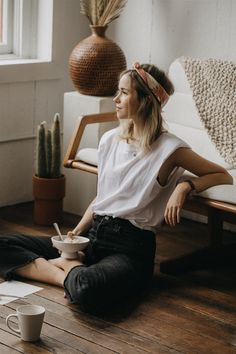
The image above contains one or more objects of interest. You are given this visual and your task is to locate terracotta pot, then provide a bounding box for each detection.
[32,175,66,226]
[69,25,126,96]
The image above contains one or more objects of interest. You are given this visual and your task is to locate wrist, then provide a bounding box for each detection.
[72,228,81,235]
[176,179,196,194]
[73,225,88,236]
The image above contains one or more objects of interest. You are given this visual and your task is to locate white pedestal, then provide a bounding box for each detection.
[63,92,115,216]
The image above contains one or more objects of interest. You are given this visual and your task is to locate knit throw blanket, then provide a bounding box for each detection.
[179,56,236,167]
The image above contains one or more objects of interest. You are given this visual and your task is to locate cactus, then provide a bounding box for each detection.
[36,122,47,178]
[46,129,52,177]
[35,114,62,179]
[51,113,61,178]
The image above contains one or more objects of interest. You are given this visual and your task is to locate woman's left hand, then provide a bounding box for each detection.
[164,182,191,227]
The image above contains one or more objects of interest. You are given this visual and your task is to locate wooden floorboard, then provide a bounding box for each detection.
[0,202,236,354]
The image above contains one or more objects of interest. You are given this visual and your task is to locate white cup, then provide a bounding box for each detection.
[6,305,45,341]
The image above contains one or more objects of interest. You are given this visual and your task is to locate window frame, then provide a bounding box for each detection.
[0,0,63,83]
[13,0,38,59]
[0,0,43,59]
[0,0,13,54]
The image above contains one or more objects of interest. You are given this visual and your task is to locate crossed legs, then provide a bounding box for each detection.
[15,257,83,287]
[0,234,83,287]
[0,232,154,313]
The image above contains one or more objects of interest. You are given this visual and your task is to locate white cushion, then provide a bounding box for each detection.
[163,92,205,130]
[184,169,236,204]
[76,148,98,166]
[229,169,236,184]
[167,122,232,169]
[168,59,193,94]
[198,184,236,204]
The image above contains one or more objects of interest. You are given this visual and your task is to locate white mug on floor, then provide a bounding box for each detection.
[6,305,45,341]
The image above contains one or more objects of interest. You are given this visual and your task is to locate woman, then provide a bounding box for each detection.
[0,62,232,313]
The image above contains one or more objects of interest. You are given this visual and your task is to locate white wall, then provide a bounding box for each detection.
[0,0,89,207]
[112,0,236,70]
[1,0,236,208]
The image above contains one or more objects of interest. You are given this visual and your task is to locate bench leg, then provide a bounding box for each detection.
[208,208,223,249]
[160,208,235,275]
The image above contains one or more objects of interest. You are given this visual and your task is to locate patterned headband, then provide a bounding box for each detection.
[132,62,169,106]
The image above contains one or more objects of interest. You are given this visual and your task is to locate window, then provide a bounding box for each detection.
[0,0,53,60]
[0,0,3,42]
[0,0,13,54]
[0,0,62,83]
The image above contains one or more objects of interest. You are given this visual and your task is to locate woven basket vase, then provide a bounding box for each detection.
[69,25,127,96]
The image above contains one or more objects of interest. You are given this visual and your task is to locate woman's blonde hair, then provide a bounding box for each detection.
[119,64,174,152]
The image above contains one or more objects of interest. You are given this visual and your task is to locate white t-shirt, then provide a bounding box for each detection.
[92,128,189,233]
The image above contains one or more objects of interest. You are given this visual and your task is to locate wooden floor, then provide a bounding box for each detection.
[0,202,235,354]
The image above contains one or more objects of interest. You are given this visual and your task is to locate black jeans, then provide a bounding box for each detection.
[64,215,156,313]
[0,216,156,314]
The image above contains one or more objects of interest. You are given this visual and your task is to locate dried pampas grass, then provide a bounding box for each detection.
[80,0,127,26]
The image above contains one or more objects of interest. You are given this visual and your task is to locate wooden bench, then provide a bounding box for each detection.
[64,112,236,274]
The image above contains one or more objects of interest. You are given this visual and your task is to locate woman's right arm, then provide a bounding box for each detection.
[72,197,96,235]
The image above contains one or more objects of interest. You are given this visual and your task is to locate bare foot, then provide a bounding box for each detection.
[48,257,65,269]
[48,257,83,275]
[49,252,84,267]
